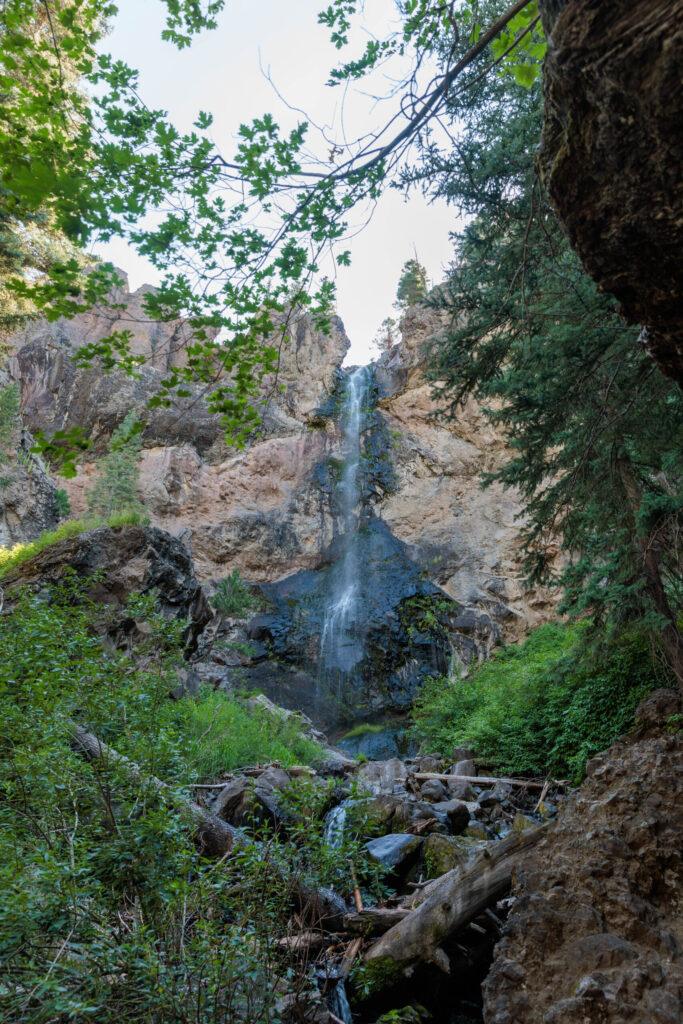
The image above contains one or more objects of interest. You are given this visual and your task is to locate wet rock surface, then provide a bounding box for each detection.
[483,688,683,1024]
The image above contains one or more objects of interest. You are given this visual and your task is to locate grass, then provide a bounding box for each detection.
[0,511,147,577]
[169,690,324,776]
[341,722,386,741]
[412,621,669,781]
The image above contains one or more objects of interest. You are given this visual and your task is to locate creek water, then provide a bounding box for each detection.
[319,365,371,688]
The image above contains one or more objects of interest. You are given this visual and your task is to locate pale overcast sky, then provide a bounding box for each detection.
[94,0,460,363]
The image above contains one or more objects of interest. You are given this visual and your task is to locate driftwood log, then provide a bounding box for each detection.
[412,772,567,790]
[70,724,347,926]
[364,825,547,977]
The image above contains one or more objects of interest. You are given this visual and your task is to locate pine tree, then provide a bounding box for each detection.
[417,26,683,684]
[87,412,145,520]
[395,258,428,309]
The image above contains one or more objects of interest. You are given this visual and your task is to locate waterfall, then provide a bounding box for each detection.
[320,365,370,685]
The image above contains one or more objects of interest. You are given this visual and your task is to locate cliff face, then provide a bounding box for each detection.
[7,280,556,725]
[538,0,683,385]
[484,688,683,1024]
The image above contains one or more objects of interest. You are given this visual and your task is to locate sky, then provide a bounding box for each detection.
[94,0,461,363]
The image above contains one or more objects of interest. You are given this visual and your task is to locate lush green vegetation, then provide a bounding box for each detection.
[170,690,323,775]
[0,579,379,1021]
[0,511,145,577]
[212,568,260,618]
[413,623,672,781]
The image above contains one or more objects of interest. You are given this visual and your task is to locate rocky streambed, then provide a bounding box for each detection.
[190,712,564,1024]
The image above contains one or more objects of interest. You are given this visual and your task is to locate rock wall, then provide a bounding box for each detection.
[6,279,558,724]
[538,0,683,385]
[484,688,683,1024]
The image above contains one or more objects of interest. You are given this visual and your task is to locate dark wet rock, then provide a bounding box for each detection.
[538,0,683,385]
[431,799,470,835]
[1,524,211,650]
[483,689,683,1024]
[246,516,460,728]
[419,778,447,803]
[365,833,423,873]
[212,777,251,822]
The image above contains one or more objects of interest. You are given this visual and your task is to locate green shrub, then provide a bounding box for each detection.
[0,382,19,454]
[212,568,259,617]
[412,622,671,781]
[166,690,323,776]
[0,581,334,1022]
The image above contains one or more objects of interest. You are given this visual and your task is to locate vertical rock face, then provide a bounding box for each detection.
[483,688,683,1024]
[375,307,557,636]
[5,277,558,725]
[538,0,683,384]
[0,372,58,546]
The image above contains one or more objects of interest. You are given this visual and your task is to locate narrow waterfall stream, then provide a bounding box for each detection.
[320,365,371,688]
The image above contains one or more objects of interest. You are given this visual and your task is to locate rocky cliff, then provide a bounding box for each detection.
[6,277,555,728]
[538,0,683,385]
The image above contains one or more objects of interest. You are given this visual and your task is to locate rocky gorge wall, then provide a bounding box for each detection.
[6,276,556,728]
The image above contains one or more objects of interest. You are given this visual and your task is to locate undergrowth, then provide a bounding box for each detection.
[413,622,671,781]
[0,578,374,1022]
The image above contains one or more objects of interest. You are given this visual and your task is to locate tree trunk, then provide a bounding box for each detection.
[617,459,683,689]
[364,826,547,983]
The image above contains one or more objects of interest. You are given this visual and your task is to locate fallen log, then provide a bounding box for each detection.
[413,772,568,790]
[364,826,547,981]
[70,724,347,926]
[343,907,409,935]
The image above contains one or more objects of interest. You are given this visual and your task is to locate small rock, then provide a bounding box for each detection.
[365,833,423,872]
[446,778,477,801]
[464,823,489,840]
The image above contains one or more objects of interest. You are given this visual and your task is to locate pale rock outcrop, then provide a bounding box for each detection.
[376,307,557,635]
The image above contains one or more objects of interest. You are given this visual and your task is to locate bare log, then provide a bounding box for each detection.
[413,772,568,790]
[343,907,409,935]
[70,724,347,926]
[364,826,547,978]
[71,725,238,856]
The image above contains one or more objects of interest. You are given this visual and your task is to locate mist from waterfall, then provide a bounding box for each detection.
[319,365,371,688]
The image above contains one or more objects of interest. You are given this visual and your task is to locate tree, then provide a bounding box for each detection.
[374,316,397,351]
[1,1,547,455]
[395,259,428,309]
[87,412,145,520]
[414,16,683,684]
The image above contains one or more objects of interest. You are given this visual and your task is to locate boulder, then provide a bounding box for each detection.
[431,799,470,835]
[419,778,447,803]
[483,689,683,1024]
[365,834,423,873]
[357,758,408,796]
[421,833,482,879]
[449,758,476,777]
[1,524,211,650]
